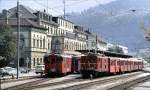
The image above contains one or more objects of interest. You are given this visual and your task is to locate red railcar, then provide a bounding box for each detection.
[80,53,143,78]
[44,54,72,76]
[109,57,116,73]
[127,59,131,72]
[80,54,110,77]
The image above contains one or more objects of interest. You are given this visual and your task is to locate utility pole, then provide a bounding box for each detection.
[0,0,1,13]
[95,34,98,54]
[17,0,20,79]
[47,0,48,13]
[63,0,66,18]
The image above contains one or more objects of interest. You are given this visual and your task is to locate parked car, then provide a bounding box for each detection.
[20,67,30,73]
[4,67,18,75]
[1,67,19,76]
[35,65,45,75]
[0,68,7,76]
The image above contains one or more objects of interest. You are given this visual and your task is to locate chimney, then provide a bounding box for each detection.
[37,11,41,25]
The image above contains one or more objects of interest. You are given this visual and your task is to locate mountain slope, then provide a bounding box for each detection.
[68,0,150,52]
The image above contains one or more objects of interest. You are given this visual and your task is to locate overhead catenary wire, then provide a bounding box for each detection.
[33,0,63,14]
[32,0,91,15]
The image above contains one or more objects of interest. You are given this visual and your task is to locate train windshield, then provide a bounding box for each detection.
[50,55,63,64]
[81,54,97,63]
[44,56,49,63]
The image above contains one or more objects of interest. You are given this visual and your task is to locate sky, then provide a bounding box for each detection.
[0,0,116,15]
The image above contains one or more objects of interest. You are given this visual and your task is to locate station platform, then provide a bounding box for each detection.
[127,79,150,90]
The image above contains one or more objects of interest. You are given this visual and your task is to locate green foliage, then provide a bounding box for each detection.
[0,56,8,68]
[0,24,16,67]
[141,22,150,41]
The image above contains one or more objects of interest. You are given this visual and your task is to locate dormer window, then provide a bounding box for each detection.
[49,16,51,21]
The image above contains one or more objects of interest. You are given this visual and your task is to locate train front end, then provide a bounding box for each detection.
[44,54,62,76]
[80,54,97,78]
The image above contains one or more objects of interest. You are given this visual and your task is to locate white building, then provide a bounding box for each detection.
[117,45,128,54]
[0,5,89,69]
[85,30,107,51]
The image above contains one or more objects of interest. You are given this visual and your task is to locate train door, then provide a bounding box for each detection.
[108,57,111,73]
[72,56,80,73]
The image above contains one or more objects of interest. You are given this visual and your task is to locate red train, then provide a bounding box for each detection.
[44,53,143,78]
[44,54,80,76]
[80,53,143,78]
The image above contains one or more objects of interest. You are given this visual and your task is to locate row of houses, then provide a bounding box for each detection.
[0,5,127,69]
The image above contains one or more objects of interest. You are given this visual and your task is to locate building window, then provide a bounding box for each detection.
[40,39,42,48]
[33,38,36,47]
[66,41,68,50]
[37,39,39,48]
[48,43,50,50]
[49,16,51,21]
[40,58,42,63]
[50,27,52,34]
[37,58,39,65]
[48,27,49,34]
[33,58,36,67]
[43,37,45,48]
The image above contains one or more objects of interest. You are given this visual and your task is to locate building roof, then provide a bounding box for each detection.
[35,11,58,26]
[74,25,88,35]
[53,17,74,24]
[8,5,37,19]
[0,18,47,30]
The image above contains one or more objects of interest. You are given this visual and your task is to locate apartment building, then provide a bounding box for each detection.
[0,5,108,69]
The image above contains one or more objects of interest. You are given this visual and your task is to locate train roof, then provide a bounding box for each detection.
[76,50,132,58]
[44,53,72,58]
[129,58,143,62]
[63,51,82,56]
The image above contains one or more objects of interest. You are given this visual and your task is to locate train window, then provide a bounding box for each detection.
[111,61,115,65]
[33,58,36,67]
[51,58,55,64]
[56,56,62,63]
[99,60,102,68]
[120,61,123,65]
[44,56,50,63]
[111,61,113,65]
[105,65,107,69]
[105,59,106,63]
[117,61,120,65]
[125,62,128,65]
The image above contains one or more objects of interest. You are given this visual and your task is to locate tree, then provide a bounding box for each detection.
[0,56,8,68]
[0,24,16,67]
[140,23,150,64]
[141,22,150,41]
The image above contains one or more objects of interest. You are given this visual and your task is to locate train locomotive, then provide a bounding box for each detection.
[44,54,81,76]
[80,53,143,78]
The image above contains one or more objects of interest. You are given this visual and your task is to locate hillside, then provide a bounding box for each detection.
[68,0,150,52]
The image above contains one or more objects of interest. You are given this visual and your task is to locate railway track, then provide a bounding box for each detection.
[2,72,142,90]
[51,72,142,90]
[28,72,142,90]
[3,78,50,90]
[2,75,81,90]
[1,76,41,84]
[31,78,83,90]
